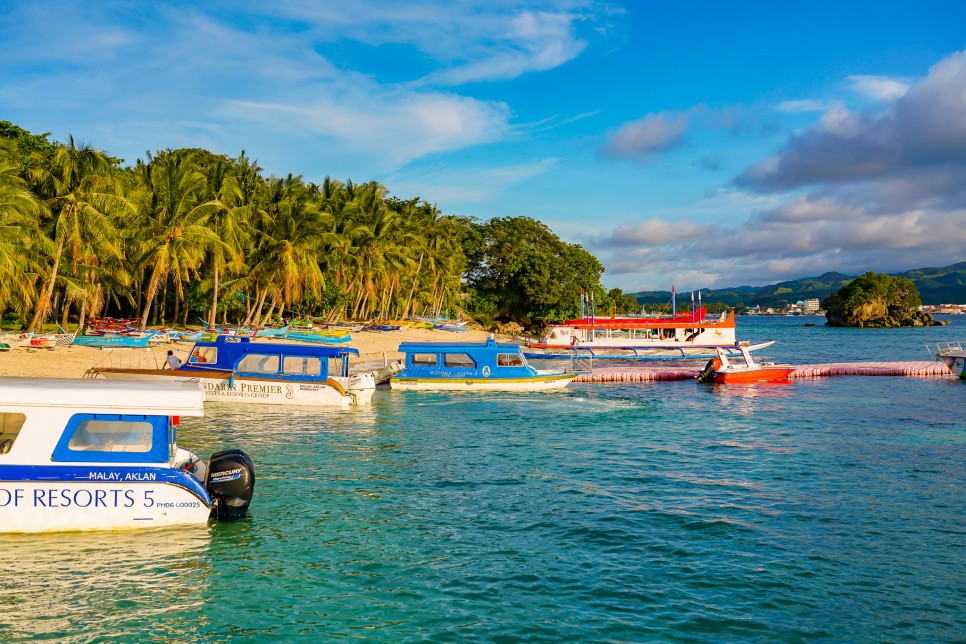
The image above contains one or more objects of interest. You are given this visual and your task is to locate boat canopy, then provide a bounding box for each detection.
[397,338,521,354]
[0,377,204,416]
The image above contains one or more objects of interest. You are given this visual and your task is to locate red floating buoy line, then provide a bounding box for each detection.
[571,361,951,383]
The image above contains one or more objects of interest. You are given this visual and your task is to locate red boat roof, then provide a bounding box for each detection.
[559,310,733,329]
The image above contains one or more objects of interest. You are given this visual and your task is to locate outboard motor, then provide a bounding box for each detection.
[696,359,717,384]
[205,449,255,520]
[347,372,377,404]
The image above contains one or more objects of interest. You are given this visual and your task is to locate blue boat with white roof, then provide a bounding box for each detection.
[0,377,255,533]
[391,338,576,391]
[88,335,376,406]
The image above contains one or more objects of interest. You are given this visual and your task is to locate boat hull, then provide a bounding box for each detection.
[0,466,211,533]
[938,353,966,378]
[712,367,795,384]
[390,374,575,392]
[526,340,776,360]
[89,369,356,406]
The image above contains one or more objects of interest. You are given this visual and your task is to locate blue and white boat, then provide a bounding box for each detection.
[391,338,576,392]
[934,342,966,379]
[0,377,255,533]
[72,330,160,348]
[88,335,376,406]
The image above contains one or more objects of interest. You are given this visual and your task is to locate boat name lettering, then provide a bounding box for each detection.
[211,468,242,479]
[0,487,163,509]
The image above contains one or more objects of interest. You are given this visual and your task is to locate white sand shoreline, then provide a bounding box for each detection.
[0,328,499,379]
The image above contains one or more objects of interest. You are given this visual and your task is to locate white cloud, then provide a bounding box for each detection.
[776,99,839,114]
[600,111,693,163]
[847,74,910,101]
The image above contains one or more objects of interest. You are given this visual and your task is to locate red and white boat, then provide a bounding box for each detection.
[527,308,773,359]
[696,346,796,384]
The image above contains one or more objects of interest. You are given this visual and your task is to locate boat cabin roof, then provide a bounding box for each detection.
[192,334,360,358]
[397,338,522,354]
[0,377,204,416]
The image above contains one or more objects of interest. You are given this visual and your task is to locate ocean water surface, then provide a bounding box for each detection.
[1,316,964,642]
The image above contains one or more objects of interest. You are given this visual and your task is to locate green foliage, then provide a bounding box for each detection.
[0,120,616,327]
[823,272,923,327]
[462,216,604,324]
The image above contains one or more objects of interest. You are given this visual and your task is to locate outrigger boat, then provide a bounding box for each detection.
[932,342,966,379]
[391,338,576,392]
[87,335,376,406]
[527,309,773,360]
[696,346,796,384]
[72,330,160,348]
[0,377,254,532]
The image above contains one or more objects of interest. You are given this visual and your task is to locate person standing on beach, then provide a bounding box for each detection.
[165,350,183,370]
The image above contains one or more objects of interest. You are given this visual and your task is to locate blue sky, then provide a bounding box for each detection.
[2,0,965,291]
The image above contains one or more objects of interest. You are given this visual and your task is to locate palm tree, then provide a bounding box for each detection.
[243,175,328,325]
[0,154,45,317]
[130,150,222,329]
[25,136,129,332]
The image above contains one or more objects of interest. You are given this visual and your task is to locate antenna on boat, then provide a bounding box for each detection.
[671,285,676,317]
[691,291,695,323]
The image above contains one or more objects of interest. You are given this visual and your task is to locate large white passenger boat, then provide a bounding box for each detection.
[528,309,773,359]
[0,377,255,533]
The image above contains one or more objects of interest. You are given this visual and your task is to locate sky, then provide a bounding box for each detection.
[2,0,965,292]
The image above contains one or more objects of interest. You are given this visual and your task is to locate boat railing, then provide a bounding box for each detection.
[930,341,963,357]
[567,351,594,374]
[85,346,164,376]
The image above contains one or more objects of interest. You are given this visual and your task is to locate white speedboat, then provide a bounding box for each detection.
[933,342,966,379]
[0,377,255,533]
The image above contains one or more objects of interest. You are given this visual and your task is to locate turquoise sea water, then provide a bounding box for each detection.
[2,316,964,643]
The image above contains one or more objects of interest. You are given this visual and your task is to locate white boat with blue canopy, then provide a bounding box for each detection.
[391,338,576,391]
[0,377,255,533]
[87,335,375,406]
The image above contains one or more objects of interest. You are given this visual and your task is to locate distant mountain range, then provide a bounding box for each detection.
[627,262,966,308]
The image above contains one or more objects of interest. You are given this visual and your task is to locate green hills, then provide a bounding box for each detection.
[627,262,966,308]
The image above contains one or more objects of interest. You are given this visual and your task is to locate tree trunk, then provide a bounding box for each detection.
[209,262,220,328]
[27,237,65,333]
[402,252,423,319]
[139,261,165,330]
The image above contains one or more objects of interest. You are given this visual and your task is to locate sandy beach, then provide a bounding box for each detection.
[0,328,497,379]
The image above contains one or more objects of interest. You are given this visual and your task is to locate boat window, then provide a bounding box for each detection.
[68,418,153,453]
[496,353,524,367]
[0,413,26,455]
[283,356,321,376]
[444,353,475,368]
[52,414,170,463]
[237,354,280,374]
[411,353,437,367]
[190,347,217,363]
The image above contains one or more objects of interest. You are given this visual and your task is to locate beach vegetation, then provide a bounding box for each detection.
[0,121,631,331]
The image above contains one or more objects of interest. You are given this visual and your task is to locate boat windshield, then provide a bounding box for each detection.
[496,353,524,367]
[444,353,475,368]
[282,356,321,376]
[0,412,26,454]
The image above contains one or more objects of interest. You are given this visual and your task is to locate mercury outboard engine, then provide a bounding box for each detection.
[696,359,717,384]
[205,449,255,520]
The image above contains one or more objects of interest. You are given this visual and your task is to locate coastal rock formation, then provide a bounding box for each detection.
[823,272,948,328]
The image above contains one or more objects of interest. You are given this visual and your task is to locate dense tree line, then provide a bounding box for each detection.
[0,121,630,332]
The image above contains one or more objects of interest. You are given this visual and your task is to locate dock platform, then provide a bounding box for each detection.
[573,361,951,383]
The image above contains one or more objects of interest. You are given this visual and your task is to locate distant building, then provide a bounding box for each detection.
[803,298,821,314]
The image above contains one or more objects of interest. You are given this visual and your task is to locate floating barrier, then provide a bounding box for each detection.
[572,361,951,383]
